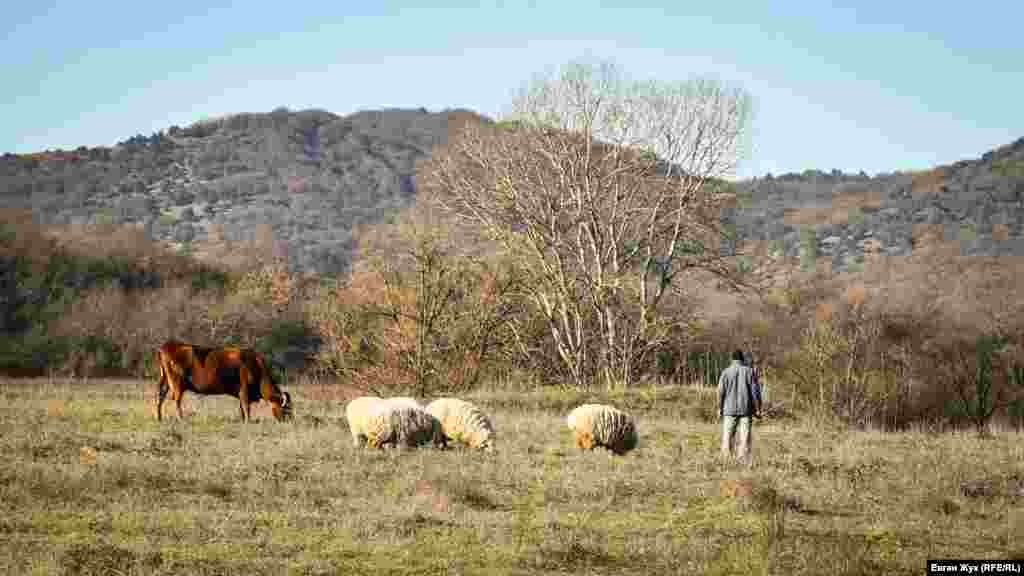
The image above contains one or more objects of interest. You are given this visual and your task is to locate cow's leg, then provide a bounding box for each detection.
[174,391,185,420]
[156,367,168,421]
[173,388,186,420]
[238,371,251,422]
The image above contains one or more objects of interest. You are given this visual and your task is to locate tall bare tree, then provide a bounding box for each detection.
[421,59,753,388]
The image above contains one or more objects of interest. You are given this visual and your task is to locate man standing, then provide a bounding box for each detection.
[719,349,762,464]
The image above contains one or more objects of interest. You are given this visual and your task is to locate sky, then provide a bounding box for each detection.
[3,1,1022,179]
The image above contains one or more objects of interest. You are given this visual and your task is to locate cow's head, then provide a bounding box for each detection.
[272,391,293,421]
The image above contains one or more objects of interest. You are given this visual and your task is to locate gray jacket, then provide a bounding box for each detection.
[718,360,762,417]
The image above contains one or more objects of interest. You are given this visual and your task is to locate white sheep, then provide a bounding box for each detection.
[345,396,384,447]
[566,404,638,455]
[364,402,444,449]
[425,398,495,451]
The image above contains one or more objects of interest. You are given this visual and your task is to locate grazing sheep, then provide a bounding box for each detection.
[364,402,444,449]
[425,398,495,451]
[566,404,638,455]
[345,396,384,447]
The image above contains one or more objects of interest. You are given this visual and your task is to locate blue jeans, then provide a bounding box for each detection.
[721,415,753,463]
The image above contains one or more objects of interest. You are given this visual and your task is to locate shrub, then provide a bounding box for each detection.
[848,206,865,227]
[799,226,817,271]
[959,222,978,243]
[926,332,1024,434]
[0,211,236,376]
[256,318,319,373]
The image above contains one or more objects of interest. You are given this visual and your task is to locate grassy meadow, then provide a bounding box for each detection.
[1,378,1021,575]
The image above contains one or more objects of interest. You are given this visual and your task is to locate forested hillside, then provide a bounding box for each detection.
[1,107,490,276]
[728,136,1024,275]
[4,107,1023,277]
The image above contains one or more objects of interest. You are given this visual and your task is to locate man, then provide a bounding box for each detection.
[718,349,762,464]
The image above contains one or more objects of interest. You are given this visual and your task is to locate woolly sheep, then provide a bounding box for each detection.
[345,396,384,447]
[364,402,444,449]
[566,404,638,455]
[425,398,495,451]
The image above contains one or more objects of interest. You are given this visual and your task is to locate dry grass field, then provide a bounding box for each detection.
[1,378,1021,575]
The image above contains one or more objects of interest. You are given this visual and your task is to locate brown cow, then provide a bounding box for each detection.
[156,340,292,422]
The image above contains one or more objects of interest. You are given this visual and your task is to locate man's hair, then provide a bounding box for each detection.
[733,349,745,362]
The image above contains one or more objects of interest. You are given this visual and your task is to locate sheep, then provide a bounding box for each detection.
[345,396,384,447]
[425,398,495,451]
[566,404,638,455]
[364,402,445,449]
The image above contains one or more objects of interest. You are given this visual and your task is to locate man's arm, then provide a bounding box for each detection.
[718,370,727,417]
[751,367,763,417]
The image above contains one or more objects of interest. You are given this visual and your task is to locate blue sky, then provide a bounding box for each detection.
[3,1,1022,179]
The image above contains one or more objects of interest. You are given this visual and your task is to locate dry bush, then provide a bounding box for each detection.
[309,199,531,395]
[47,219,223,287]
[910,166,947,194]
[308,257,524,396]
[740,239,1024,430]
[304,277,379,385]
[910,222,944,251]
[46,280,224,376]
[54,221,153,262]
[918,328,1024,433]
[733,264,937,428]
[993,222,1011,242]
[46,283,134,375]
[863,237,1024,337]
[0,208,62,263]
[43,252,311,379]
[232,259,304,314]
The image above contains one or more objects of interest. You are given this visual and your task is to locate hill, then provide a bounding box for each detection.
[4,107,1022,277]
[729,136,1024,274]
[1,107,493,276]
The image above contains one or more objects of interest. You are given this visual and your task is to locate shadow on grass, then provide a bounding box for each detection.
[517,521,639,573]
[60,543,161,576]
[60,542,289,576]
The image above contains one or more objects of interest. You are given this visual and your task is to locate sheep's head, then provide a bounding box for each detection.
[431,419,447,449]
[477,436,495,452]
[574,430,595,450]
[272,391,293,421]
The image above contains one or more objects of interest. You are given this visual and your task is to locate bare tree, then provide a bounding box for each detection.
[421,59,753,388]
